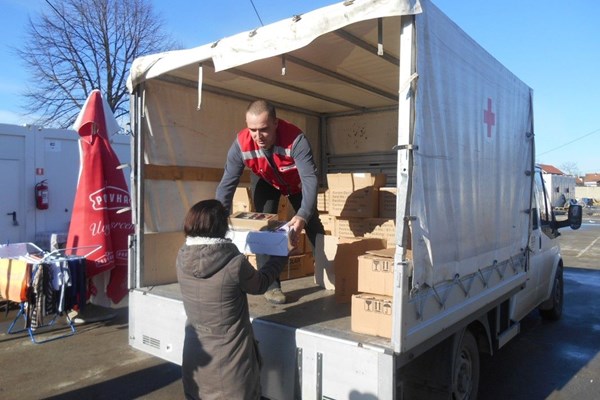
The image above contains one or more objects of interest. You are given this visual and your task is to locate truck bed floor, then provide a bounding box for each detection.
[142,276,392,349]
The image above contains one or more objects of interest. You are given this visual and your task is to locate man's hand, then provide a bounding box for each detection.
[287,216,306,246]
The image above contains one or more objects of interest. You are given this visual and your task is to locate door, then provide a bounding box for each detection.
[531,171,560,298]
[0,159,24,244]
[512,171,557,320]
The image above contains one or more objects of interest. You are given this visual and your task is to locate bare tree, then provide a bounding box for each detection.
[560,162,580,177]
[17,0,177,128]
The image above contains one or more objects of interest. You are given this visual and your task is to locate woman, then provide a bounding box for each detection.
[176,199,287,400]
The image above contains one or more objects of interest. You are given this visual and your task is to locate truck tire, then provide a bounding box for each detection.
[452,330,480,400]
[539,265,563,321]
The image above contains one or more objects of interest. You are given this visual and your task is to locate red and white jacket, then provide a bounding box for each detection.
[237,119,302,196]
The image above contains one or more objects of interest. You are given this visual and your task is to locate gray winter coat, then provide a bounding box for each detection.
[176,237,286,400]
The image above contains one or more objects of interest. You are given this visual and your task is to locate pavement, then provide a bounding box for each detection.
[0,302,183,400]
[0,214,598,400]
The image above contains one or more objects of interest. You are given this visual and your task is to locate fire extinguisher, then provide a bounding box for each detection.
[35,180,49,210]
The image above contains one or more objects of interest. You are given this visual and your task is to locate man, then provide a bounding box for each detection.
[216,99,325,304]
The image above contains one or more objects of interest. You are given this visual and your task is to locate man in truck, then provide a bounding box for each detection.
[216,99,325,304]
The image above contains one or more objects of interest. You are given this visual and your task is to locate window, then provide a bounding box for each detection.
[535,171,558,238]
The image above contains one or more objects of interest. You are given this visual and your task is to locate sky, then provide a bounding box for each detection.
[1,0,599,175]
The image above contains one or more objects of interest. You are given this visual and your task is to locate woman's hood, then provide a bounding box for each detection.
[177,237,241,278]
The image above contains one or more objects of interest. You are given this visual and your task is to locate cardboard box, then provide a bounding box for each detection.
[282,253,314,280]
[351,293,393,338]
[247,253,314,281]
[313,234,387,303]
[327,173,387,218]
[227,229,291,256]
[327,173,386,190]
[378,187,397,218]
[290,231,307,256]
[232,186,254,213]
[335,217,369,238]
[229,211,282,231]
[365,218,396,247]
[317,189,328,213]
[357,248,395,296]
[328,187,379,218]
[277,195,295,221]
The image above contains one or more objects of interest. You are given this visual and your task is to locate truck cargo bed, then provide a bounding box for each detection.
[141,276,392,349]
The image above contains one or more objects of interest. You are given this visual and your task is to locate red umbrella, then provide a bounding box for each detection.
[66,89,132,304]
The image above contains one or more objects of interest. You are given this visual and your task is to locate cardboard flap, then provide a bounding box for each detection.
[366,247,395,258]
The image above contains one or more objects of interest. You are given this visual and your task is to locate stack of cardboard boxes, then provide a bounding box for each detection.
[231,173,404,338]
[317,173,397,247]
[315,172,400,338]
[351,248,395,338]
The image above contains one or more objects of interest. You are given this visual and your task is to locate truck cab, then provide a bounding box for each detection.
[520,167,581,321]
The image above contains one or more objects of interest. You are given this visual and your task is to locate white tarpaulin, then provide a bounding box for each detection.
[409,1,534,287]
[127,0,421,91]
[126,0,533,290]
[211,0,422,72]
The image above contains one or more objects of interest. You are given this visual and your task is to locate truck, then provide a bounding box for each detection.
[125,0,582,398]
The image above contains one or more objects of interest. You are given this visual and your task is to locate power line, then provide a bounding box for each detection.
[249,0,264,26]
[537,127,600,156]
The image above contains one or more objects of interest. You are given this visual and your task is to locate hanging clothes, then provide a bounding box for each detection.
[24,258,86,331]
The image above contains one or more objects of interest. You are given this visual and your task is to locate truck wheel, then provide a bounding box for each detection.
[539,266,563,321]
[452,330,479,400]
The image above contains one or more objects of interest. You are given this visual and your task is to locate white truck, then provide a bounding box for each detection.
[125,0,582,398]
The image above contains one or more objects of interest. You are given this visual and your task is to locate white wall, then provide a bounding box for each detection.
[575,186,600,202]
[0,123,130,248]
[542,174,575,207]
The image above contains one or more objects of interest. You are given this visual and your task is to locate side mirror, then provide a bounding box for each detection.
[568,204,583,229]
[556,204,582,230]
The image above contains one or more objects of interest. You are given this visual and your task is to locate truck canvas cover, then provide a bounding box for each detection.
[127,0,533,358]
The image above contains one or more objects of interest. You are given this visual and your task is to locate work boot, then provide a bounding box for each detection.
[264,288,286,304]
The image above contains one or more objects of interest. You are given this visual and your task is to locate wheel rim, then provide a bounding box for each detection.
[454,348,473,399]
[553,276,562,306]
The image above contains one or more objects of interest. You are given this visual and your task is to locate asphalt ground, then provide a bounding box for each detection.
[477,214,600,400]
[0,213,599,400]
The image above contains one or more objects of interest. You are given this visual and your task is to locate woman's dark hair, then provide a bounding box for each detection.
[183,199,229,238]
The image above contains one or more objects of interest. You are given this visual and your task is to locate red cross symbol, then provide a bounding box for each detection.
[483,98,496,138]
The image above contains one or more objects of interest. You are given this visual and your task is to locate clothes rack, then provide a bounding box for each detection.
[1,243,101,344]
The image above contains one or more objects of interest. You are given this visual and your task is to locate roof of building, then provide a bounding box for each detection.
[538,164,564,175]
[583,173,600,183]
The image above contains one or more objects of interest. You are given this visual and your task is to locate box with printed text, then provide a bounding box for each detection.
[351,293,393,338]
[357,248,395,296]
[313,234,386,303]
[326,173,386,218]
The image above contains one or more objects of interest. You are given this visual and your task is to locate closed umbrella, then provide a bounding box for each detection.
[66,89,132,309]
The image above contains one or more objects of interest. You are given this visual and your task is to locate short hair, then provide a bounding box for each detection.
[183,199,229,238]
[247,99,276,120]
